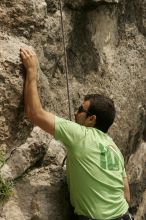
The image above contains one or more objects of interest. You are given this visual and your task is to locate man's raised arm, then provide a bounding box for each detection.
[20,48,55,136]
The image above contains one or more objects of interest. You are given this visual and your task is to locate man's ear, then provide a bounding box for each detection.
[89,115,96,125]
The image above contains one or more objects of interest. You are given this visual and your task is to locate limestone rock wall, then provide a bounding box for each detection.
[0,0,146,219]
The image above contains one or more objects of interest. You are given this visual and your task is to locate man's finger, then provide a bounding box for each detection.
[20,51,26,59]
[20,48,31,57]
[24,49,33,56]
[20,50,28,58]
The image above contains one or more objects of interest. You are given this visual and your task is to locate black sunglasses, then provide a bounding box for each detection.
[77,105,91,115]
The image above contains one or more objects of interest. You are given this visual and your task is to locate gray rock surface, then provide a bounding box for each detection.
[0,33,33,149]
[127,142,146,220]
[0,0,146,219]
[65,0,120,9]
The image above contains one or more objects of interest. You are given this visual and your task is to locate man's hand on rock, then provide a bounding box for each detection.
[20,48,39,80]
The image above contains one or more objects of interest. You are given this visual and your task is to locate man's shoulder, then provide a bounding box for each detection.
[55,115,84,129]
[55,116,87,142]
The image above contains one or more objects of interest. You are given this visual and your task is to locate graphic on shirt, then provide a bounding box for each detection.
[99,143,119,171]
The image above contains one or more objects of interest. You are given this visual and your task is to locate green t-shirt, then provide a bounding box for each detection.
[55,116,129,219]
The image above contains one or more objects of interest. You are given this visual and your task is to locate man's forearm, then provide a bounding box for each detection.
[123,177,130,204]
[20,48,55,135]
[25,69,42,117]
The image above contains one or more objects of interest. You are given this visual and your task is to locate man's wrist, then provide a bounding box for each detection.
[26,68,37,81]
[27,67,38,73]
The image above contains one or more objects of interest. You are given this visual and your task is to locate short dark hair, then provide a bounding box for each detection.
[84,94,116,133]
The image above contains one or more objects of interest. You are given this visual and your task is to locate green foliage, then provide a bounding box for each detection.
[0,151,13,200]
[0,176,13,200]
[0,150,5,167]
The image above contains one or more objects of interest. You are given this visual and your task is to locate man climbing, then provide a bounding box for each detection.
[20,48,133,220]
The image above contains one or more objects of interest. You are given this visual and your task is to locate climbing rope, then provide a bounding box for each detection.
[1,1,71,182]
[59,0,72,167]
[59,0,72,121]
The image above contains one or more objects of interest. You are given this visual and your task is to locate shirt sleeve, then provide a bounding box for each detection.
[118,150,127,177]
[54,116,87,150]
